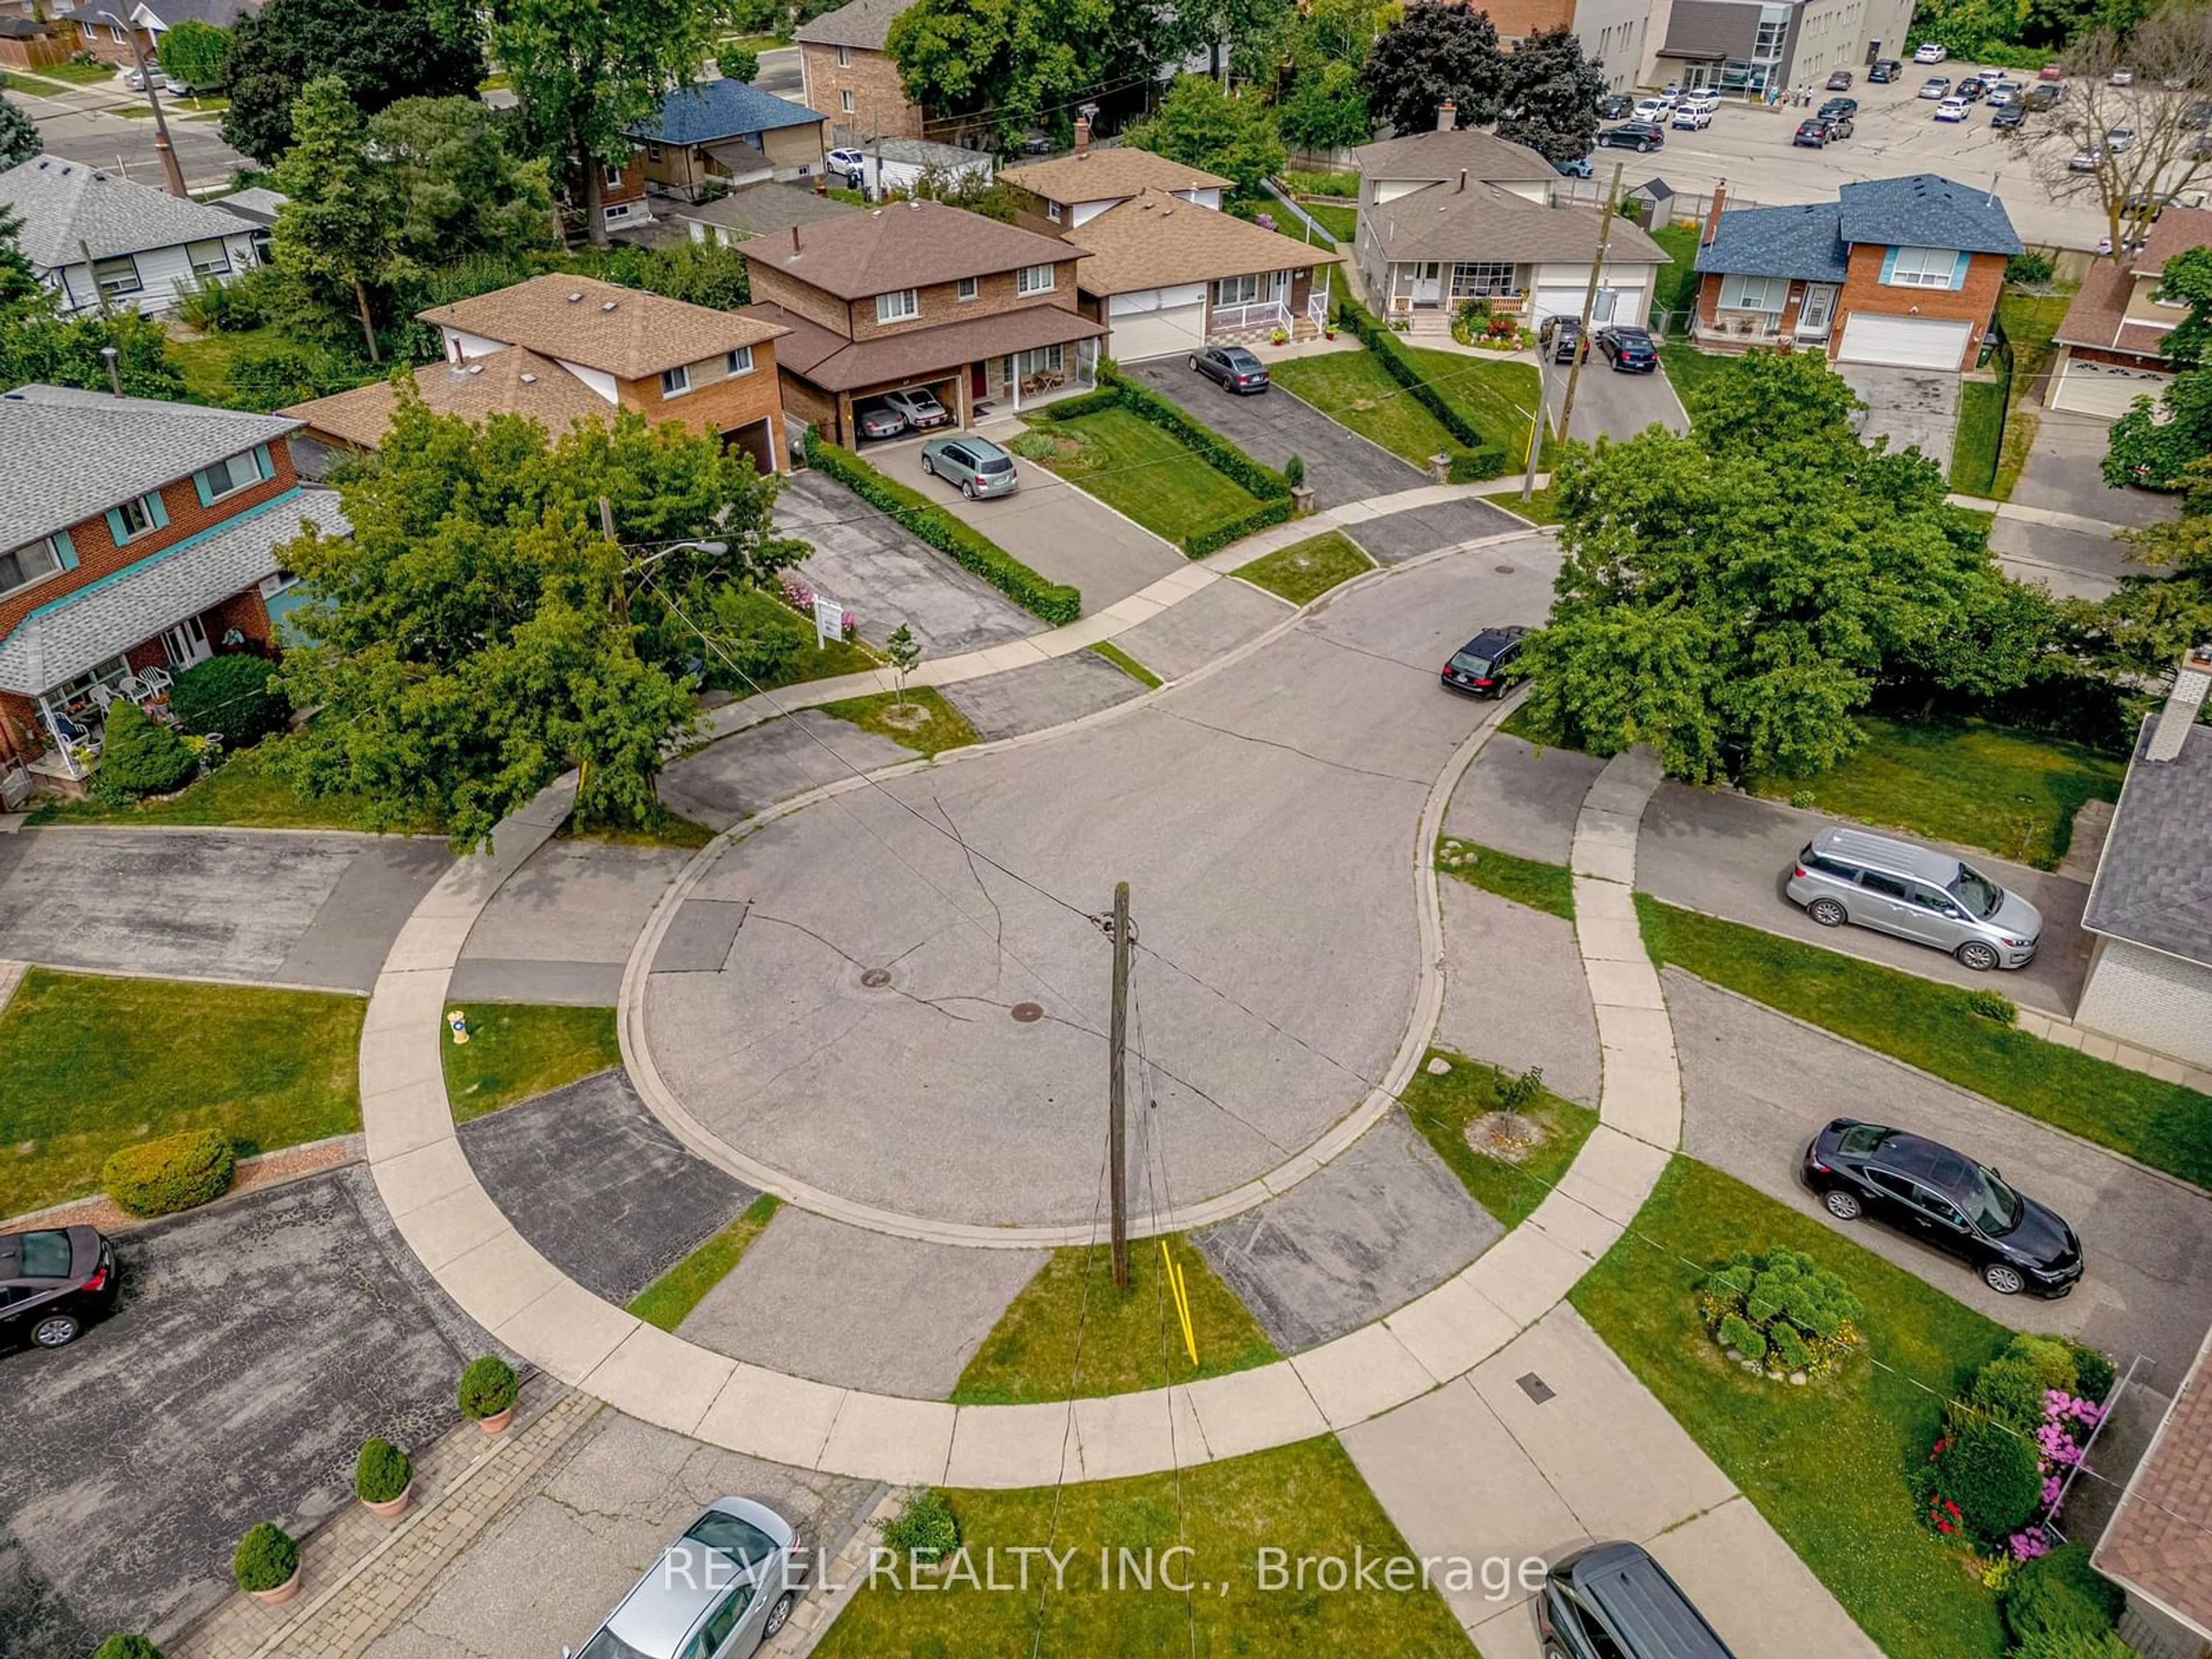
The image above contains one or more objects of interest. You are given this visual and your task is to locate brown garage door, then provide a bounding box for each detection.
[725,418,775,475]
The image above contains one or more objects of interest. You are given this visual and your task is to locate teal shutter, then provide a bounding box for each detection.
[252,444,274,479]
[1950,252,1970,291]
[146,491,169,529]
[192,469,214,507]
[104,506,128,543]
[1878,247,1899,284]
[53,529,77,571]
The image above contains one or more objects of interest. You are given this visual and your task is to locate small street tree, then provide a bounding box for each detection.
[885,623,922,714]
[1361,1,1506,137]
[1495,26,1604,164]
[0,92,42,170]
[157,19,232,89]
[1277,60,1372,153]
[270,77,408,362]
[1126,74,1286,196]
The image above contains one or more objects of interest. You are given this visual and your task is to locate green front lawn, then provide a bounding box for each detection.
[1089,641,1162,689]
[1234,531,1372,604]
[818,686,979,756]
[1019,407,1268,547]
[1298,199,1357,241]
[37,58,120,84]
[952,1238,1279,1405]
[1437,836,1574,921]
[1638,897,2212,1187]
[1950,377,2005,497]
[1268,349,1458,468]
[1399,1046,1597,1228]
[1573,1158,2012,1659]
[27,740,408,832]
[1499,482,1563,524]
[1747,714,2125,870]
[441,1003,622,1124]
[1649,222,1702,317]
[813,1437,1473,1658]
[0,970,364,1217]
[628,1195,781,1330]
[1403,348,1541,470]
[1656,339,1733,415]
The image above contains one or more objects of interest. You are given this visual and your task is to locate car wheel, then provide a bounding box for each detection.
[1639,139,1653,152]
[32,1312,81,1348]
[1824,1189,1863,1221]
[1956,940,2001,972]
[1983,1262,2027,1296]
[764,1590,796,1638]
[921,454,935,475]
[1808,897,1849,927]
[961,479,976,498]
[1188,355,1200,371]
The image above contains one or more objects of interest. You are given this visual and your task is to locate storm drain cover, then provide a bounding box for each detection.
[1011,1001,1044,1023]
[1516,1372,1555,1405]
[860,968,892,988]
[1495,564,1517,575]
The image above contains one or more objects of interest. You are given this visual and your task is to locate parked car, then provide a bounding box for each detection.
[852,401,908,441]
[880,386,950,430]
[1597,93,1635,119]
[1819,97,1858,119]
[1439,626,1527,698]
[2027,81,2063,109]
[569,1499,800,1659]
[1597,324,1657,370]
[1597,121,1666,152]
[1784,824,2043,971]
[1633,96,1673,123]
[1538,1541,1737,1659]
[2107,124,2138,151]
[1794,118,1836,147]
[1816,112,1855,138]
[1935,96,1971,122]
[1868,59,1903,82]
[2039,60,2066,79]
[1914,40,1949,62]
[1992,103,2028,130]
[1956,75,1986,101]
[1920,76,1952,98]
[1986,84,2018,106]
[825,146,865,182]
[1188,343,1268,392]
[1,1226,118,1350]
[1678,91,1719,115]
[1671,103,1712,130]
[920,433,1018,498]
[1539,315,1588,363]
[1803,1119,2085,1297]
[2109,65,2135,85]
[1826,67,1854,89]
[1555,153,1595,178]
[2069,144,2107,171]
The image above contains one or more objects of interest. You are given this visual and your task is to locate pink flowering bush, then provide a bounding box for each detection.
[1916,1336,2114,1560]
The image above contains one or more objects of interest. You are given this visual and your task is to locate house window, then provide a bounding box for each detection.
[1718,272,1787,310]
[0,535,64,599]
[647,142,663,162]
[604,203,635,224]
[1047,201,1062,224]
[840,89,854,113]
[604,162,626,190]
[92,254,142,297]
[107,22,126,41]
[51,655,131,710]
[1450,261,1516,297]
[1014,344,1063,374]
[195,452,261,502]
[836,44,851,66]
[187,239,230,278]
[956,276,978,302]
[1016,263,1055,296]
[661,364,691,396]
[876,288,919,323]
[115,493,167,541]
[1214,272,1261,305]
[726,346,753,376]
[1886,246,1963,288]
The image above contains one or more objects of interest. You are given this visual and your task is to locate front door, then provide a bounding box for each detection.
[1411,262,1442,307]
[162,616,211,670]
[970,361,986,398]
[1797,283,1837,338]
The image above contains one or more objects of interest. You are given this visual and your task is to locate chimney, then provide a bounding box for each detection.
[2146,643,2212,763]
[1075,116,1091,158]
[1437,100,1457,132]
[791,224,801,254]
[1702,180,1728,248]
[1456,168,1467,194]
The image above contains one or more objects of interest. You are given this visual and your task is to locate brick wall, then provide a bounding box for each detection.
[1830,245,2006,368]
[749,264,855,336]
[1489,0,1575,37]
[209,587,275,649]
[778,372,838,436]
[800,43,925,139]
[843,258,1082,342]
[612,343,788,469]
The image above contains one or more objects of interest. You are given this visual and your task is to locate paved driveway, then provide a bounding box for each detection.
[876,430,1185,613]
[1991,406,2179,600]
[1672,971,2212,1374]
[1635,783,2094,1016]
[1120,356,1426,508]
[1547,353,1690,442]
[1840,364,1960,465]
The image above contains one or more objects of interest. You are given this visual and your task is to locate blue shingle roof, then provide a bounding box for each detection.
[627,79,825,146]
[1694,201,1849,282]
[1838,174,2022,257]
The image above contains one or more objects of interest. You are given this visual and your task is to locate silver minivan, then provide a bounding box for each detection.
[567,1499,798,1659]
[1784,825,2042,971]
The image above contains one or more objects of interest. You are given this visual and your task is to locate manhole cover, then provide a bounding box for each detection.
[860,968,892,988]
[1516,1372,1555,1405]
[1495,564,1517,574]
[1010,1002,1044,1024]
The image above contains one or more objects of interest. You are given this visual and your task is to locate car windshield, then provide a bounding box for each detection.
[1836,1124,1895,1157]
[1449,650,1496,676]
[685,1512,777,1570]
[1950,865,2003,919]
[1970,1164,2026,1234]
[15,1230,73,1278]
[577,1631,653,1659]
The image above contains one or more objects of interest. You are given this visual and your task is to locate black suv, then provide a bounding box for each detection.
[1597,93,1635,119]
[2,1226,119,1350]
[1539,1541,1736,1659]
[1869,58,1903,82]
[1597,325,1658,371]
[1597,120,1665,152]
[1440,626,1527,697]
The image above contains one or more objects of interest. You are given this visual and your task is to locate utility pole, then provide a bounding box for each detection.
[1108,880,1131,1289]
[1555,161,1624,451]
[600,496,629,627]
[100,9,186,199]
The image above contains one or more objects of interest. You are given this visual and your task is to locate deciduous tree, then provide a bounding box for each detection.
[1361,2,1505,138]
[1125,74,1285,195]
[271,77,409,362]
[1276,60,1372,153]
[367,97,556,266]
[157,19,231,90]
[886,0,1127,147]
[1496,26,1604,165]
[221,0,483,164]
[2101,368,2212,490]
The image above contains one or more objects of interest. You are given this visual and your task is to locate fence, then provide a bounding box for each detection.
[1546,177,1755,226]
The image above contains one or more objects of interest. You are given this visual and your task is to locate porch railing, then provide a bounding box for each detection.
[1694,309,1787,345]
[1212,297,1290,333]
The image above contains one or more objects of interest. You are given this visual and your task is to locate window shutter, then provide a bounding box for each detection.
[253,444,274,479]
[192,469,214,507]
[53,529,77,571]
[1878,247,1899,283]
[1950,252,1970,291]
[104,506,129,542]
[146,491,169,529]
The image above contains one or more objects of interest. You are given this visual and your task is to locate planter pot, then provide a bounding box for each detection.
[362,1480,414,1522]
[1291,486,1316,515]
[474,1407,514,1435]
[249,1566,302,1607]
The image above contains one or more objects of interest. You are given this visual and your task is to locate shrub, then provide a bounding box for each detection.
[459,1354,518,1419]
[232,1522,298,1593]
[2007,252,2056,287]
[802,433,1081,624]
[355,1437,412,1503]
[93,1638,164,1659]
[2006,1542,2127,1645]
[1964,988,2018,1024]
[1283,452,1306,490]
[175,274,266,334]
[878,1488,960,1563]
[2070,1342,2117,1406]
[700,585,815,692]
[1969,1335,2080,1429]
[169,653,289,747]
[1718,1312,1765,1364]
[96,699,197,801]
[2013,1631,2140,1659]
[1698,1245,1862,1378]
[1931,1414,2043,1549]
[101,1129,236,1218]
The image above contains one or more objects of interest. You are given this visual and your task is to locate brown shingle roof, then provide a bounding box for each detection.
[999,147,1233,206]
[1366,181,1669,267]
[1063,191,1338,296]
[2133,205,2212,277]
[740,300,1103,391]
[416,274,786,381]
[1351,126,1556,186]
[2054,259,2175,359]
[744,199,1086,298]
[793,0,907,50]
[2096,1321,2212,1641]
[281,352,615,449]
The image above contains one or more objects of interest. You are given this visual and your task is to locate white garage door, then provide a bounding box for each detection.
[1835,313,1973,370]
[2051,357,2171,419]
[1109,290,1207,361]
[1533,286,1586,324]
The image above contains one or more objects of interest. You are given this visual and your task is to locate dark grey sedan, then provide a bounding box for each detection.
[1190,345,1269,393]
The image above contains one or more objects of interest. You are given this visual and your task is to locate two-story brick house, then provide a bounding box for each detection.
[0,384,344,787]
[2049,207,2212,419]
[1691,175,2021,372]
[739,199,1106,446]
[285,275,792,478]
[796,0,924,141]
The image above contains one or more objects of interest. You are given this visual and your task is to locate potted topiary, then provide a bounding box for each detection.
[459,1355,518,1433]
[355,1437,414,1521]
[233,1521,301,1606]
[93,1637,164,1659]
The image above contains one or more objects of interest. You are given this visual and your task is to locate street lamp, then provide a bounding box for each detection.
[97,9,187,199]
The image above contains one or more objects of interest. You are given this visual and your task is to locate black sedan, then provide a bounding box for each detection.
[1440,626,1527,697]
[1596,120,1665,153]
[2,1225,119,1350]
[1190,344,1268,393]
[1596,325,1657,371]
[1539,315,1588,363]
[1827,68,1854,89]
[1819,96,1858,119]
[1802,1120,2084,1297]
[1794,118,1834,147]
[1992,103,2028,130]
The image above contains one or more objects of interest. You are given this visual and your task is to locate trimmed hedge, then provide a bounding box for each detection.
[1338,298,1513,480]
[168,652,289,748]
[101,1128,236,1218]
[1185,499,1296,558]
[1085,371,1293,503]
[1448,445,1512,483]
[96,699,197,801]
[2005,1543,2127,1647]
[803,431,1081,626]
